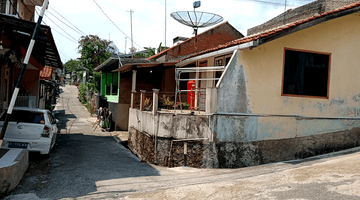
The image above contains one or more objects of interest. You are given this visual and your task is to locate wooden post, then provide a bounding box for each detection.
[152,89,159,114]
[140,90,146,111]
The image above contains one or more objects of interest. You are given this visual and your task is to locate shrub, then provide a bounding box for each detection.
[79,83,87,104]
[85,102,94,114]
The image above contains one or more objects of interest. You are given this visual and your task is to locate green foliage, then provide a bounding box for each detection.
[79,83,87,104]
[85,102,94,114]
[77,35,113,92]
[135,42,166,58]
[64,59,80,73]
[45,105,53,111]
[86,71,101,93]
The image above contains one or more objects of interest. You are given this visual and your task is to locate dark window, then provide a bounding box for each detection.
[283,49,330,98]
[0,110,45,124]
[106,85,111,95]
[112,84,118,95]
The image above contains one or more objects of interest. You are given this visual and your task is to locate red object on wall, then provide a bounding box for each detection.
[187,80,196,109]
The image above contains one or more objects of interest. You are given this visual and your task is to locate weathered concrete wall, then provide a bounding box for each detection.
[129,108,213,139]
[116,103,130,131]
[217,51,252,114]
[215,127,360,168]
[0,150,29,194]
[211,13,360,168]
[129,109,360,168]
[128,127,219,168]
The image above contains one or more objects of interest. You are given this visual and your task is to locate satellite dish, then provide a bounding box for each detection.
[170,1,223,35]
[171,11,223,34]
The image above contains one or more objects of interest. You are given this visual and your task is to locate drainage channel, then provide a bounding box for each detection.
[116,139,141,160]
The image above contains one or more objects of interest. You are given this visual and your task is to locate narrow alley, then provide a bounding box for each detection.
[4,84,360,200]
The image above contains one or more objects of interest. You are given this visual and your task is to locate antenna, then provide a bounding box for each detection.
[165,0,167,47]
[127,9,134,58]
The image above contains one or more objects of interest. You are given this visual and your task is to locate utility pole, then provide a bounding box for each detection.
[165,0,167,47]
[0,0,50,139]
[125,37,127,54]
[127,9,134,58]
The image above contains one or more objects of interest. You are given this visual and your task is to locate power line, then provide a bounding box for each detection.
[51,28,78,44]
[238,0,299,6]
[49,5,87,36]
[92,0,143,50]
[58,49,71,60]
[19,1,76,44]
[46,9,84,36]
[36,7,79,43]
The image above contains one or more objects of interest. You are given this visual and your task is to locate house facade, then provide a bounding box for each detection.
[0,0,62,113]
[96,22,244,131]
[127,0,360,168]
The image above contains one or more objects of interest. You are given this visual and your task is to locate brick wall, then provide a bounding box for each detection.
[153,22,244,62]
[247,0,359,36]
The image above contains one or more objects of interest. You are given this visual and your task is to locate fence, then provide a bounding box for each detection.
[131,90,196,112]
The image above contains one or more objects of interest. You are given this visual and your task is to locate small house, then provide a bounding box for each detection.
[127,0,360,168]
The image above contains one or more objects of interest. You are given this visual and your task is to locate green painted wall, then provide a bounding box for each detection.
[100,72,120,103]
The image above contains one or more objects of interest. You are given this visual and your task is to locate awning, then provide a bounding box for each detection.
[0,14,63,69]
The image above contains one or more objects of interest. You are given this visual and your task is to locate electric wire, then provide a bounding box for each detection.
[36,7,79,43]
[31,7,79,45]
[49,5,87,36]
[92,0,143,50]
[18,1,76,60]
[46,10,84,36]
[58,50,71,62]
[8,0,22,20]
[238,0,354,6]
[51,28,78,44]
[238,0,300,6]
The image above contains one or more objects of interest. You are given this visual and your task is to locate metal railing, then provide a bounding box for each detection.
[175,66,225,111]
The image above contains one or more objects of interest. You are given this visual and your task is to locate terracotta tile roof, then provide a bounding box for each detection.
[40,66,53,80]
[180,1,360,62]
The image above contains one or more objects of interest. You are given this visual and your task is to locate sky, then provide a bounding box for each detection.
[39,0,314,63]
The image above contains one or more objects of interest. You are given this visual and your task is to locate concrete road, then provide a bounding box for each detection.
[5,84,360,200]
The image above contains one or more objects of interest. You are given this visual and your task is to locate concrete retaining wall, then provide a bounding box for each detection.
[129,108,360,168]
[0,149,29,194]
[128,127,218,168]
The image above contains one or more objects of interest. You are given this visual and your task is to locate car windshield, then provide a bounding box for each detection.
[0,110,45,124]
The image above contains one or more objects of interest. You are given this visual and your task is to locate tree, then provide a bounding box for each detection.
[64,59,79,73]
[77,35,115,92]
[135,42,166,58]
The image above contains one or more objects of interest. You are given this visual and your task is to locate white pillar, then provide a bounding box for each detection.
[152,89,159,114]
[206,87,218,114]
[132,70,137,92]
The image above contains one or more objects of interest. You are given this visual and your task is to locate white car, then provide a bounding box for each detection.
[0,107,59,154]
